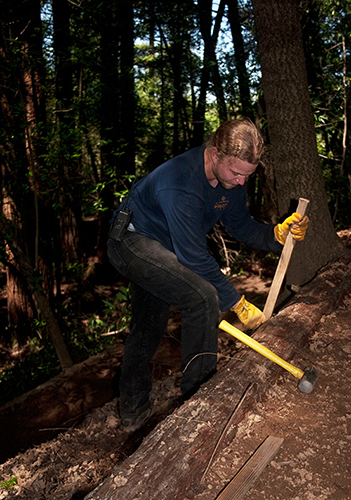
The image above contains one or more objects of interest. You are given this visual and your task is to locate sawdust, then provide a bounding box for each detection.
[0,274,351,499]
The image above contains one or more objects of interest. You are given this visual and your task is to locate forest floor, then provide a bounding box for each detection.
[0,245,351,499]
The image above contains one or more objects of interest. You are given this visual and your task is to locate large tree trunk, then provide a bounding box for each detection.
[251,0,347,287]
[6,265,34,343]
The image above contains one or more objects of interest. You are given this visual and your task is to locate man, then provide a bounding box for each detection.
[107,119,308,431]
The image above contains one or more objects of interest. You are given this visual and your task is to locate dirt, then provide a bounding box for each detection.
[0,270,351,500]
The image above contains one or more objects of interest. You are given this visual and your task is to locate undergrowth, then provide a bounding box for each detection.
[0,284,131,407]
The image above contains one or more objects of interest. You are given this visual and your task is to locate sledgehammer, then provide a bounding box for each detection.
[219,320,318,393]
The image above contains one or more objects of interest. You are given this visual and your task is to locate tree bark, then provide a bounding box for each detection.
[6,264,34,342]
[53,0,82,265]
[85,257,351,500]
[0,217,73,370]
[0,0,55,336]
[251,0,347,287]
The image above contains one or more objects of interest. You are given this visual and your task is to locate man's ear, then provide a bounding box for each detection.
[211,147,218,164]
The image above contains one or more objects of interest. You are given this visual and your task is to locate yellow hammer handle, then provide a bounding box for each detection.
[219,320,304,379]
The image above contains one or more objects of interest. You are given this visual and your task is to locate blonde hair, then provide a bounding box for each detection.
[206,119,264,164]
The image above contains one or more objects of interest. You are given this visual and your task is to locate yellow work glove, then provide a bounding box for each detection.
[231,295,266,330]
[274,213,309,245]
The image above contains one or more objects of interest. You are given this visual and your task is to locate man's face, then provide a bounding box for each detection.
[212,152,257,190]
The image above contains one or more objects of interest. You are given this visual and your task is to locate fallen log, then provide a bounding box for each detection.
[84,257,351,500]
[0,344,123,463]
[0,331,181,463]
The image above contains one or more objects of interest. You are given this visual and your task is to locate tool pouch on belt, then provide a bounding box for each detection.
[109,209,132,242]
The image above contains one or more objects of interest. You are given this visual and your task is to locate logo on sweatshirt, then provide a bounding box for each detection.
[214,196,229,210]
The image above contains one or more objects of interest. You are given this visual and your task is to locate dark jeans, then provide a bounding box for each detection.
[107,231,219,419]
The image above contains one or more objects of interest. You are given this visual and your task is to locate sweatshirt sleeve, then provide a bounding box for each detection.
[221,188,283,253]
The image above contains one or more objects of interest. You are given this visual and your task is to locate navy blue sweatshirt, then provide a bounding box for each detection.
[112,145,282,311]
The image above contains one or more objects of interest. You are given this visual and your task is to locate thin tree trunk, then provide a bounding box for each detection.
[227,0,253,119]
[192,0,226,146]
[198,0,227,123]
[52,0,81,265]
[117,0,135,174]
[332,36,347,223]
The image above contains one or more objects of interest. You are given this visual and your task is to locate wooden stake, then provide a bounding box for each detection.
[215,435,284,500]
[263,198,310,319]
[201,384,254,483]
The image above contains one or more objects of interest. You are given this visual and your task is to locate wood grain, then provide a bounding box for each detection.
[216,436,284,500]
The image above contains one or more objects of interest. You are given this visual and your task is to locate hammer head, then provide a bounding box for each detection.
[298,366,318,394]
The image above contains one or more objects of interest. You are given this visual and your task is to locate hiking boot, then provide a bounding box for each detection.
[120,398,181,433]
[120,406,156,433]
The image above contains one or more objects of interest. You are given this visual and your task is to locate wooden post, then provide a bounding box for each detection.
[263,198,309,319]
[215,436,284,500]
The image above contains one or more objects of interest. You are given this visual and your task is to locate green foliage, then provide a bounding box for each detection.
[85,172,136,217]
[0,476,17,491]
[301,0,351,227]
[112,285,132,332]
[60,283,132,362]
[0,335,61,406]
[112,175,137,204]
[0,283,132,406]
